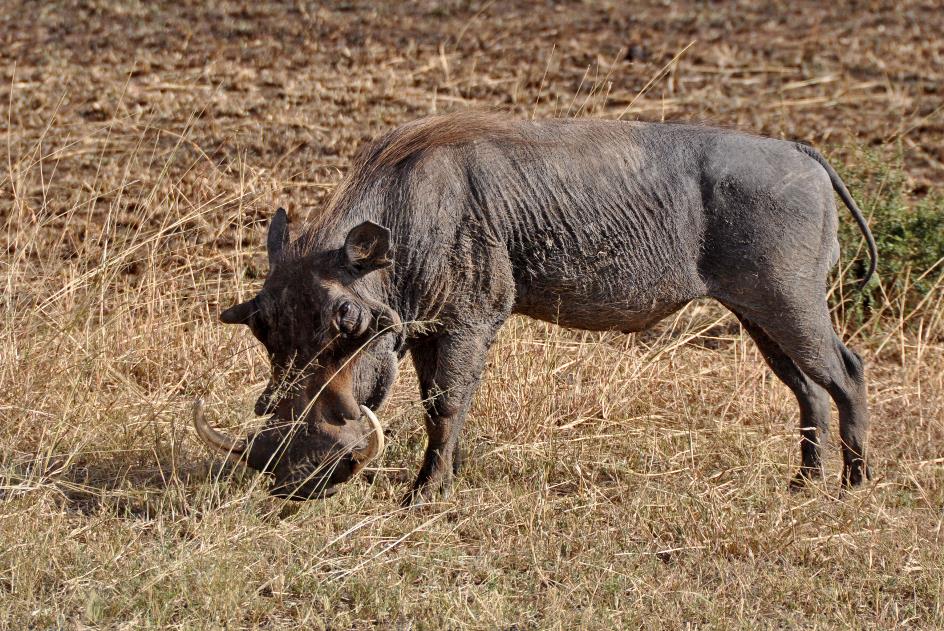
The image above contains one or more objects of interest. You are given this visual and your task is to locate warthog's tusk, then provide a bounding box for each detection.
[192,398,246,462]
[350,405,384,475]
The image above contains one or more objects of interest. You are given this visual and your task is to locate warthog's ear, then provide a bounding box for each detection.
[343,221,392,274]
[220,300,255,325]
[267,207,289,267]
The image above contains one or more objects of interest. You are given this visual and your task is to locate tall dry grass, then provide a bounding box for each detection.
[2,95,943,629]
[2,2,944,628]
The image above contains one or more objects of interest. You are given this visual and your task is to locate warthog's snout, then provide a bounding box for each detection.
[193,399,384,498]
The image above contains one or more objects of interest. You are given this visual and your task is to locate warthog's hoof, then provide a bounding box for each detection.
[789,466,824,492]
[841,460,873,490]
[401,481,453,508]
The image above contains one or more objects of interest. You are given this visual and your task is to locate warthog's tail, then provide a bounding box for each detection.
[795,143,878,289]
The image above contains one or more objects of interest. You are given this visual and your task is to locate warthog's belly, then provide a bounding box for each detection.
[512,270,704,333]
[514,298,692,332]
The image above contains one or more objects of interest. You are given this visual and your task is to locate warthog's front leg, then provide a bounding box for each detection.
[405,324,502,505]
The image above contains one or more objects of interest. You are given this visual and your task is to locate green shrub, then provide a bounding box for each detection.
[832,147,944,328]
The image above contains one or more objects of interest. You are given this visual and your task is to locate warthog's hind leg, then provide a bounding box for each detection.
[728,308,832,488]
[732,299,872,489]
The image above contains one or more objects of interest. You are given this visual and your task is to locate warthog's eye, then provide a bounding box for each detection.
[336,301,361,336]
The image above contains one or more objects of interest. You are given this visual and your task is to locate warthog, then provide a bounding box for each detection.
[195,112,877,504]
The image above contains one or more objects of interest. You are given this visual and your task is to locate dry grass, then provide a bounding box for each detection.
[2,2,943,629]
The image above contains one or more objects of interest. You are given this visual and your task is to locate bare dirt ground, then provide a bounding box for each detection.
[1,1,943,628]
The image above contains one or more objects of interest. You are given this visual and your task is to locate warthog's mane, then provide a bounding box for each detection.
[294,110,524,255]
[350,110,522,176]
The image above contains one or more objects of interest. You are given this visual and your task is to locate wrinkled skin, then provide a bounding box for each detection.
[208,114,877,504]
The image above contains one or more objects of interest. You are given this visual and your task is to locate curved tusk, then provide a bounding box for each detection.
[192,398,246,462]
[350,404,384,475]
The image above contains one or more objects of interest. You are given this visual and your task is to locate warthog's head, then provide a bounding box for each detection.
[195,208,402,499]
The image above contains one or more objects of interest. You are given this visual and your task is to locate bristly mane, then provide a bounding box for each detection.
[352,110,520,177]
[296,111,523,252]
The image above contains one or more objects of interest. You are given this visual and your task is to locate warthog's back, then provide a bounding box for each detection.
[401,119,829,332]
